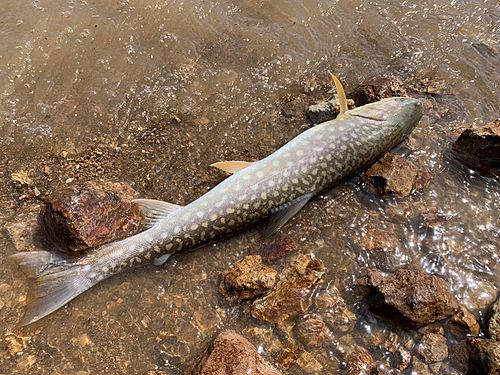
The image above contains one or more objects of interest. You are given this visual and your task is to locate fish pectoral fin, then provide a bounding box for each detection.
[262,193,314,238]
[210,161,254,174]
[329,72,348,115]
[132,199,183,228]
[153,253,171,266]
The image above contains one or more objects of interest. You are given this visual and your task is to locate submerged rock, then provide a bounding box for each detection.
[220,255,277,301]
[358,268,458,326]
[350,77,407,106]
[364,153,419,197]
[251,254,326,324]
[344,348,375,375]
[41,181,142,252]
[314,284,356,333]
[261,235,297,261]
[307,96,355,124]
[487,297,500,341]
[294,313,332,349]
[466,338,500,375]
[452,118,500,170]
[417,333,448,363]
[190,330,281,375]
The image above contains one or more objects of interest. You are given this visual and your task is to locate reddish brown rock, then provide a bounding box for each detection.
[452,119,500,170]
[355,225,400,252]
[220,255,277,301]
[261,235,297,261]
[466,338,500,375]
[251,254,326,324]
[294,314,331,349]
[364,153,418,197]
[344,348,375,375]
[350,77,407,106]
[358,268,459,326]
[417,333,448,363]
[190,331,281,375]
[41,181,142,252]
[449,305,480,336]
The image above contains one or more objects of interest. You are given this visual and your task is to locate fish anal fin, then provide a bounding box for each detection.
[210,161,254,174]
[153,253,171,266]
[132,199,183,228]
[262,193,314,238]
[329,72,348,115]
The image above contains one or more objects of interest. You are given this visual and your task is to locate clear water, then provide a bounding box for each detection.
[0,1,499,373]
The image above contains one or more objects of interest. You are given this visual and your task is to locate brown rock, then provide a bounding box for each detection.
[364,153,418,197]
[452,119,500,170]
[355,226,400,252]
[466,338,500,375]
[294,314,331,349]
[344,348,375,375]
[414,167,432,192]
[449,305,480,336]
[417,333,448,363]
[261,235,297,261]
[307,97,355,124]
[294,351,323,374]
[252,254,326,324]
[220,255,277,301]
[315,284,356,333]
[41,181,142,252]
[487,297,500,341]
[4,205,45,252]
[350,77,407,106]
[143,366,182,375]
[358,268,459,325]
[411,357,431,375]
[419,209,447,231]
[190,330,281,375]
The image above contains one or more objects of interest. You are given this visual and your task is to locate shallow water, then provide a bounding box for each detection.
[0,0,499,374]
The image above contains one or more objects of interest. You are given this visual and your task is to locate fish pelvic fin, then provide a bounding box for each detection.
[210,161,254,174]
[328,72,348,115]
[8,250,98,326]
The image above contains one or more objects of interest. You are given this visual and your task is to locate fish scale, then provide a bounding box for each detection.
[9,96,423,325]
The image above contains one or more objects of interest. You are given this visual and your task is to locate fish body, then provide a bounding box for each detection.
[10,96,423,325]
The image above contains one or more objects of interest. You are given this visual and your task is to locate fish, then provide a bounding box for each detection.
[9,76,423,326]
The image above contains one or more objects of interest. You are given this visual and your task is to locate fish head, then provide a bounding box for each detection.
[347,97,423,139]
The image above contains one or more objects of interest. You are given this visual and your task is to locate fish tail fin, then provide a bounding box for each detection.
[8,251,98,326]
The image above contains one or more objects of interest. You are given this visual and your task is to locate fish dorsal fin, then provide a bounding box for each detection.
[262,193,314,237]
[329,72,348,115]
[132,199,183,228]
[210,161,254,174]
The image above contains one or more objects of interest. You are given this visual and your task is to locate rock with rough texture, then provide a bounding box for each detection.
[41,181,142,252]
[488,297,500,341]
[411,357,431,375]
[358,268,459,325]
[314,284,356,333]
[294,314,331,349]
[417,333,448,363]
[344,348,375,375]
[220,255,277,301]
[261,235,297,261]
[354,225,400,252]
[293,351,324,374]
[364,153,418,197]
[452,119,500,169]
[4,205,45,252]
[466,338,500,375]
[350,77,407,106]
[449,305,480,336]
[190,331,281,375]
[252,254,326,324]
[307,96,355,124]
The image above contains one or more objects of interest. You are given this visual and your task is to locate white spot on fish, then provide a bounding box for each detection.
[292,178,299,184]
[202,221,209,227]
[210,214,217,221]
[191,224,199,230]
[243,203,250,209]
[260,193,267,199]
[197,211,204,218]
[268,180,275,187]
[273,191,279,197]
[174,226,181,234]
[164,243,173,251]
[227,208,235,214]
[161,232,168,239]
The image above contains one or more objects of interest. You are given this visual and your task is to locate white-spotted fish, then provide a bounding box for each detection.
[9,77,423,325]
